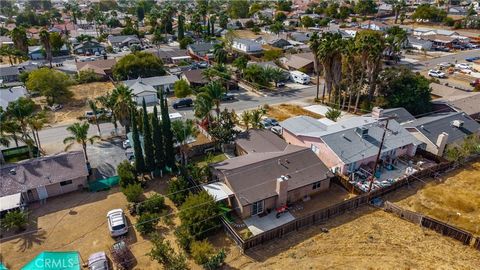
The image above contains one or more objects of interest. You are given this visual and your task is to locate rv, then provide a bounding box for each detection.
[290,71,310,84]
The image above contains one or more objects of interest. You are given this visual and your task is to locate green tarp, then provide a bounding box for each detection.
[21,251,80,270]
[89,176,119,192]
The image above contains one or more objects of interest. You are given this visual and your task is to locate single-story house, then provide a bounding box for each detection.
[283,52,315,73]
[187,42,216,60]
[73,41,105,55]
[423,34,461,49]
[280,107,422,175]
[360,20,390,32]
[403,112,480,156]
[0,66,19,83]
[76,59,117,79]
[267,38,291,49]
[210,129,333,218]
[128,80,159,105]
[407,36,433,51]
[181,69,208,88]
[153,48,190,64]
[431,93,480,121]
[123,75,179,95]
[365,107,416,124]
[288,32,311,43]
[253,8,276,20]
[0,151,88,204]
[0,86,28,109]
[107,35,141,48]
[232,39,263,53]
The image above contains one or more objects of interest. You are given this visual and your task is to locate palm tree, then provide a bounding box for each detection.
[171,119,198,165]
[385,26,407,64]
[111,85,134,133]
[97,92,118,135]
[213,43,227,64]
[7,97,35,157]
[28,111,48,152]
[63,122,100,163]
[203,81,225,118]
[194,92,214,123]
[249,108,265,129]
[317,32,343,104]
[10,27,28,55]
[240,110,251,130]
[264,66,285,88]
[87,99,101,135]
[309,32,322,101]
[39,29,53,68]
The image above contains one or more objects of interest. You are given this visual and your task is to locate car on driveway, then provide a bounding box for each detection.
[88,252,109,270]
[261,117,280,128]
[107,209,128,237]
[455,63,472,70]
[428,69,446,78]
[437,62,452,69]
[221,93,235,101]
[172,98,193,109]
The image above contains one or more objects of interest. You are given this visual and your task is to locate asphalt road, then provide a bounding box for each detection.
[416,49,480,70]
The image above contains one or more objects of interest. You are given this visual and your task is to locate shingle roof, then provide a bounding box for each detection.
[364,108,415,124]
[404,112,480,145]
[433,93,480,117]
[129,81,157,95]
[0,66,19,77]
[0,151,88,197]
[0,86,28,109]
[76,59,117,75]
[182,69,208,84]
[123,75,179,88]
[285,53,314,69]
[107,35,139,43]
[212,145,332,206]
[236,129,287,154]
[187,43,215,53]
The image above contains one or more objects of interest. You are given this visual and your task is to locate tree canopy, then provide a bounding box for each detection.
[26,68,72,105]
[412,4,447,22]
[228,0,250,19]
[354,0,378,16]
[113,52,166,80]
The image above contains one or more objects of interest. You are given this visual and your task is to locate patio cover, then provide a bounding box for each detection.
[21,251,80,270]
[202,182,234,202]
[0,193,22,212]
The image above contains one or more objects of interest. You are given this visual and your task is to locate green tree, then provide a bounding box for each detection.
[179,191,220,239]
[213,43,227,64]
[263,49,282,61]
[209,108,239,145]
[191,240,215,265]
[113,52,166,80]
[179,36,194,49]
[6,97,36,157]
[171,119,198,165]
[412,4,447,22]
[354,0,378,16]
[10,27,28,55]
[136,212,158,235]
[149,234,189,270]
[111,85,134,132]
[177,13,185,40]
[277,0,292,11]
[325,106,342,121]
[1,210,28,232]
[160,90,175,170]
[49,32,64,57]
[174,79,192,98]
[202,82,226,118]
[77,69,101,83]
[194,93,214,123]
[167,176,190,205]
[26,68,72,106]
[63,122,100,163]
[309,32,322,101]
[138,194,165,214]
[142,99,155,173]
[117,160,137,188]
[269,21,284,34]
[233,55,248,72]
[87,99,102,135]
[152,106,165,170]
[131,110,146,174]
[122,182,143,202]
[39,29,52,67]
[27,111,47,151]
[301,16,315,28]
[317,32,343,103]
[264,66,286,87]
[228,0,250,18]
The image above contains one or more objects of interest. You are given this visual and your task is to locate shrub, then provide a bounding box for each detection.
[179,191,220,239]
[135,212,158,235]
[175,225,195,252]
[138,194,165,214]
[118,160,137,188]
[203,249,226,270]
[76,69,101,83]
[1,210,28,231]
[325,107,342,122]
[167,176,191,205]
[122,183,143,202]
[191,240,215,265]
[149,233,188,270]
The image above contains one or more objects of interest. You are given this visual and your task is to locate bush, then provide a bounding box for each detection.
[203,249,226,270]
[149,233,189,270]
[138,194,165,214]
[179,191,220,239]
[118,160,137,188]
[191,240,215,265]
[1,210,28,232]
[135,212,158,235]
[122,183,143,202]
[175,225,195,252]
[76,69,101,84]
[167,176,191,205]
[325,107,342,122]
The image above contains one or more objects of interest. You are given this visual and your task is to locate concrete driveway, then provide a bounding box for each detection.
[87,137,127,179]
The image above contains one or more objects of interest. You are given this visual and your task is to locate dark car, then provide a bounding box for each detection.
[172,98,193,109]
[466,56,480,62]
[221,93,235,101]
[434,46,450,52]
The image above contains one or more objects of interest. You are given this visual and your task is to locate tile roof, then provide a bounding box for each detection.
[0,151,88,197]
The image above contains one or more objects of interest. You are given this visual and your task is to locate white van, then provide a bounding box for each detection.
[290,71,310,84]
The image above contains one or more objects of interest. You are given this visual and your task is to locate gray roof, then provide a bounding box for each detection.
[212,145,332,206]
[129,81,157,95]
[0,151,88,197]
[433,93,480,117]
[0,66,19,77]
[187,42,215,54]
[234,38,260,47]
[404,112,480,145]
[107,35,139,43]
[0,86,28,109]
[236,129,287,154]
[364,108,415,124]
[281,116,421,164]
[123,75,179,88]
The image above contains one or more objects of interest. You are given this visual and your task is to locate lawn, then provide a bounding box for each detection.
[266,103,322,121]
[191,152,228,167]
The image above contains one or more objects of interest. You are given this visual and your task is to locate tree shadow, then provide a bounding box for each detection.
[13,230,47,252]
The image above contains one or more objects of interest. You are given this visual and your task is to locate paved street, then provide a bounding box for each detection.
[416,49,480,70]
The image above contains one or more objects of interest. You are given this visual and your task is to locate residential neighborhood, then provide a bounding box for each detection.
[1,0,480,269]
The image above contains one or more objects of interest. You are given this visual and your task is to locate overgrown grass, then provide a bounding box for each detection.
[266,104,322,121]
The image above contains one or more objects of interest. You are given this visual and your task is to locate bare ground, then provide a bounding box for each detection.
[266,103,322,121]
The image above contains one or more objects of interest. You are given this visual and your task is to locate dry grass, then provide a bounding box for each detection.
[397,160,480,235]
[233,30,265,39]
[266,103,322,121]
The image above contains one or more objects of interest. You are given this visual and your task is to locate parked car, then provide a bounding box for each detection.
[455,63,472,70]
[88,252,109,270]
[85,109,112,120]
[172,98,193,109]
[261,117,279,128]
[434,46,450,52]
[465,43,479,49]
[428,69,446,78]
[107,209,128,237]
[437,62,452,69]
[197,62,208,68]
[221,93,235,101]
[122,139,131,149]
[452,44,465,50]
[465,56,480,62]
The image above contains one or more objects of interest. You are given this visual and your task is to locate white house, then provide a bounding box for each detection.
[232,39,263,53]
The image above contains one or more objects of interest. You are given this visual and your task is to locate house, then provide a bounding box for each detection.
[187,42,216,60]
[430,90,480,121]
[73,41,105,55]
[267,38,291,49]
[76,59,117,79]
[377,3,394,16]
[128,80,159,105]
[423,34,461,49]
[360,20,390,32]
[288,31,311,43]
[403,112,480,156]
[280,108,421,175]
[107,35,141,48]
[0,36,13,47]
[232,39,263,53]
[365,107,416,124]
[181,69,208,88]
[210,129,333,218]
[283,52,315,73]
[123,75,179,94]
[153,48,190,64]
[28,46,44,60]
[254,8,276,20]
[0,86,28,109]
[407,36,433,51]
[0,66,19,83]
[0,151,88,204]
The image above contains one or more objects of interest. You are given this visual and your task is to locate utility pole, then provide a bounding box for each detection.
[367,117,394,192]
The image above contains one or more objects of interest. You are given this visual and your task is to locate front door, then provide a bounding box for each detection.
[251,200,264,216]
[36,186,48,200]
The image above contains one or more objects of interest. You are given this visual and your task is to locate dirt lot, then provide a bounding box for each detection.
[266,103,322,121]
[35,82,115,126]
[395,160,480,235]
[222,206,480,270]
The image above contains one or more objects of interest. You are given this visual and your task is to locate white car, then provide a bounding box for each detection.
[88,252,109,270]
[122,139,131,149]
[455,63,472,70]
[437,62,452,69]
[428,69,446,78]
[107,209,128,237]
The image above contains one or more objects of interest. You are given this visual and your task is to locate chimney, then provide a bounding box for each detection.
[276,176,288,207]
[436,132,449,156]
[372,107,384,119]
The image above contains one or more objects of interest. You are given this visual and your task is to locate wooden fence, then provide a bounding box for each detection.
[383,201,423,225]
[421,216,473,245]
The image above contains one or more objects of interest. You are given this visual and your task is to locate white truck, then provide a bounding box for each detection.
[290,70,310,84]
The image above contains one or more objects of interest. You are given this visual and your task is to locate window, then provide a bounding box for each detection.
[312,181,322,190]
[60,180,73,186]
[251,200,264,215]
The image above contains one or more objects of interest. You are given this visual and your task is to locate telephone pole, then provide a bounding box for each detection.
[367,117,394,192]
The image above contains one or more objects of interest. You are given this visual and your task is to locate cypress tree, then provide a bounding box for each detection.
[142,98,155,172]
[178,14,185,41]
[159,90,175,170]
[131,110,146,174]
[152,105,165,169]
[207,18,211,36]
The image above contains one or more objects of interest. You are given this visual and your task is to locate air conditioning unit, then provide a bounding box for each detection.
[452,120,464,128]
[355,126,369,138]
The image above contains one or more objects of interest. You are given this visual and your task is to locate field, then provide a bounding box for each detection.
[266,103,322,121]
[396,160,480,235]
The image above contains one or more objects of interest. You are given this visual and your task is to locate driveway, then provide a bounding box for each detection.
[87,137,127,179]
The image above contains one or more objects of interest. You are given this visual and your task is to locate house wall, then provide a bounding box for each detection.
[287,178,330,203]
[25,176,87,202]
[134,92,158,105]
[408,129,439,155]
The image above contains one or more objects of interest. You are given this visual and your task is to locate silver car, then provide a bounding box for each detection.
[107,209,128,237]
[88,252,109,270]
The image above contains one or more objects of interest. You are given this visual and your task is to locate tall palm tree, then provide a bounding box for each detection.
[203,81,225,118]
[309,32,322,101]
[97,92,118,135]
[10,27,28,55]
[87,99,101,135]
[28,111,48,152]
[39,29,53,68]
[7,97,35,157]
[194,93,214,123]
[249,108,265,129]
[63,122,100,163]
[171,119,198,165]
[317,32,343,104]
[213,43,227,64]
[111,85,134,133]
[240,110,251,130]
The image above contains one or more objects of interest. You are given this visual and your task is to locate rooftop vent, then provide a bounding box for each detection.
[355,126,369,138]
[9,168,16,175]
[452,120,464,128]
